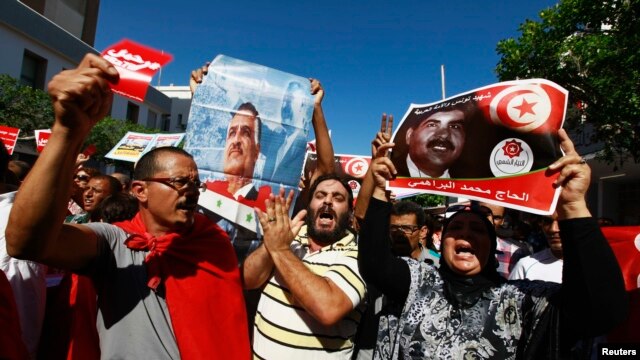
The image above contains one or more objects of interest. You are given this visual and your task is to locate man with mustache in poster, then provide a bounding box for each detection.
[403,102,475,178]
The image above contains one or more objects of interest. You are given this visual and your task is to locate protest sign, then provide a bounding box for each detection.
[101,39,172,102]
[302,152,370,198]
[34,129,51,153]
[185,55,313,233]
[105,132,184,162]
[0,125,20,155]
[388,79,568,215]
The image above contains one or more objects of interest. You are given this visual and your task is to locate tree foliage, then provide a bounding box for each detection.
[404,193,445,208]
[0,74,156,161]
[496,0,640,165]
[0,74,54,135]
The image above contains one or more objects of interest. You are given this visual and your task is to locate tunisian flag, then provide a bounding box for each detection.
[602,226,640,342]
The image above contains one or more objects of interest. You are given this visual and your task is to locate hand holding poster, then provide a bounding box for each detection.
[185,55,314,233]
[101,39,172,102]
[388,79,568,214]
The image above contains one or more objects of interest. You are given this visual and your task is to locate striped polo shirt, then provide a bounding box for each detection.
[252,226,366,359]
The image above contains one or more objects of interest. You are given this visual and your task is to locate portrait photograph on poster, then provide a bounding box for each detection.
[388,79,568,214]
[185,55,314,233]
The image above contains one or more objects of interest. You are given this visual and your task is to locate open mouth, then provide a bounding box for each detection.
[317,205,335,226]
[455,243,475,255]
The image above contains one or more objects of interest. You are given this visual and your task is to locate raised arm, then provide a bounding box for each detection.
[308,78,334,185]
[6,54,119,270]
[354,113,393,221]
[358,143,411,304]
[549,129,627,336]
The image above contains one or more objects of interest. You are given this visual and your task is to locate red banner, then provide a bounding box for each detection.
[602,226,640,342]
[101,39,173,102]
[0,125,20,155]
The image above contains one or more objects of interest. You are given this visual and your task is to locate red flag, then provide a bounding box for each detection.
[603,226,640,291]
[602,226,640,342]
[475,81,568,134]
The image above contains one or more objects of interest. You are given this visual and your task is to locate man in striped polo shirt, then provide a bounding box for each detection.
[243,174,366,359]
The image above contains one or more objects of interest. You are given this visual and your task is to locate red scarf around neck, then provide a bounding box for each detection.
[114,213,250,360]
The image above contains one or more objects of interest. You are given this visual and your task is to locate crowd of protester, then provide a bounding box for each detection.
[0,54,631,359]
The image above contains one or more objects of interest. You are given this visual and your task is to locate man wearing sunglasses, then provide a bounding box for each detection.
[6,55,250,359]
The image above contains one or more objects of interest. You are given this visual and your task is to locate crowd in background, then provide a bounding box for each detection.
[0,54,630,359]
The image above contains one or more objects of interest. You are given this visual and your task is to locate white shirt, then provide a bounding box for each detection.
[1,191,47,359]
[509,248,563,283]
[406,155,450,178]
[233,182,256,199]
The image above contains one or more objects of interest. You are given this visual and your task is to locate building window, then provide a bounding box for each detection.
[126,102,140,123]
[161,114,171,131]
[62,0,87,13]
[147,110,158,129]
[20,50,47,89]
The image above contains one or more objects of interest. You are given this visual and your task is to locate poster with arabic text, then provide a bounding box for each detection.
[388,79,567,215]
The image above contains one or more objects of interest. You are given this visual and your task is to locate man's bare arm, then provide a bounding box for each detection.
[308,79,335,185]
[354,114,394,220]
[6,54,119,270]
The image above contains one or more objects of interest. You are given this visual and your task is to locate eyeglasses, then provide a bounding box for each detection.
[445,204,493,218]
[142,177,207,193]
[74,174,90,181]
[389,224,421,234]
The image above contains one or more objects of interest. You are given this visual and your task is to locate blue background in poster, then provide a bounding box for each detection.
[184,55,314,196]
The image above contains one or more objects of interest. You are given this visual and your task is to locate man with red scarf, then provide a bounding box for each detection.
[6,54,250,359]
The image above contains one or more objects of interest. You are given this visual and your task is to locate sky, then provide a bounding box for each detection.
[95,0,559,156]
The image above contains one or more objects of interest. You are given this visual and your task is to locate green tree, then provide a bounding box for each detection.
[0,74,54,135]
[496,0,640,165]
[0,74,157,161]
[404,193,445,208]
